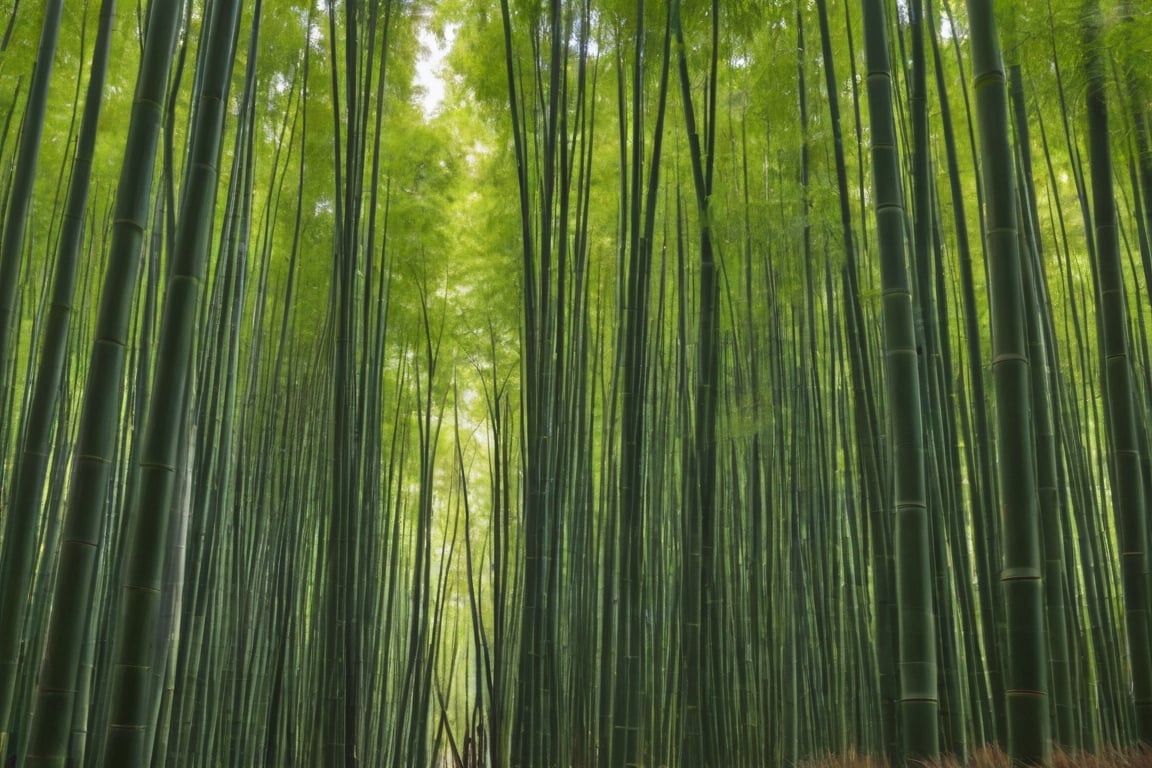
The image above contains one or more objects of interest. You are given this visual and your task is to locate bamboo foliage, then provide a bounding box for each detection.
[1,2,1152,768]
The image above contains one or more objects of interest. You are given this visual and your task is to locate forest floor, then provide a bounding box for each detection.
[798,745,1152,767]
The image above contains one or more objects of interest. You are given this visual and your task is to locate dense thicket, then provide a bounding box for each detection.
[0,1,1150,767]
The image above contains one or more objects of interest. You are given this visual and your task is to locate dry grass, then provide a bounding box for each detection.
[794,744,1152,767]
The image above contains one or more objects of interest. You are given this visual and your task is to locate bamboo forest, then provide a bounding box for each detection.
[4,0,1152,767]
